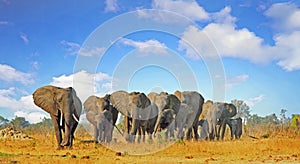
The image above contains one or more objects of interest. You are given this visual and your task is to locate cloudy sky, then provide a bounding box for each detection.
[1,0,300,123]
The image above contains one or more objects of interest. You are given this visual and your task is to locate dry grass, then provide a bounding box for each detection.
[0,130,300,163]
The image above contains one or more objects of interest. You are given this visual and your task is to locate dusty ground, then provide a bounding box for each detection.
[0,133,300,163]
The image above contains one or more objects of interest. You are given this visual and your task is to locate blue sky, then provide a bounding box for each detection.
[0,0,300,123]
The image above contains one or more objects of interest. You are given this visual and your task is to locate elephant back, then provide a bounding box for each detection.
[33,85,60,116]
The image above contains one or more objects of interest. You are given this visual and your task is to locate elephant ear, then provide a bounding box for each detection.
[110,91,132,116]
[33,85,59,116]
[147,92,158,104]
[166,94,181,114]
[174,90,182,101]
[84,96,100,113]
[139,93,151,109]
[200,100,213,120]
[70,88,82,118]
[221,103,237,118]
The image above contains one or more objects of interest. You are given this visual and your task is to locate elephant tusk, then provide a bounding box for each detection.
[72,114,79,123]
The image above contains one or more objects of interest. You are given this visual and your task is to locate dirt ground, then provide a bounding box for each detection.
[0,133,300,163]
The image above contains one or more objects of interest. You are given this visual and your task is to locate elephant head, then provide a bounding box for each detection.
[33,85,82,149]
[148,92,180,139]
[206,102,237,140]
[83,95,119,142]
[109,91,155,142]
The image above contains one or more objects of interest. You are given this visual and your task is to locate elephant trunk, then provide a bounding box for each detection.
[153,115,161,137]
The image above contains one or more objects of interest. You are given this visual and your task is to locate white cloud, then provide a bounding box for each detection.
[0,21,10,25]
[226,74,249,89]
[31,61,40,70]
[274,31,300,71]
[20,32,29,45]
[50,70,112,101]
[152,0,209,21]
[104,0,119,13]
[60,40,81,56]
[14,111,48,124]
[0,70,113,123]
[0,64,34,85]
[0,88,45,123]
[179,23,276,63]
[245,95,265,107]
[211,6,236,25]
[78,46,106,57]
[119,38,169,56]
[265,2,300,32]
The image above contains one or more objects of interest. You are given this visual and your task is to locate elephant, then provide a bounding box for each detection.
[154,108,175,140]
[95,109,114,143]
[33,85,82,149]
[174,91,204,140]
[198,119,209,140]
[83,95,118,143]
[206,102,237,140]
[175,103,194,139]
[148,92,181,139]
[225,117,242,139]
[107,91,158,142]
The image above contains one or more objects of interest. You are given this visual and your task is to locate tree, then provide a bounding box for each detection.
[231,99,251,124]
[10,116,30,129]
[0,115,9,128]
[280,109,287,124]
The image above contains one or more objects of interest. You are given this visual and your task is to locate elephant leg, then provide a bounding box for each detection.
[220,119,226,140]
[107,124,113,143]
[124,115,130,141]
[69,122,78,146]
[99,124,103,143]
[94,125,99,143]
[137,127,141,143]
[186,128,192,140]
[61,113,72,147]
[50,113,62,149]
[192,121,199,140]
[129,119,138,143]
[142,126,146,142]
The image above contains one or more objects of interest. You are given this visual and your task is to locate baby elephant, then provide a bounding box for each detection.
[96,110,114,143]
[226,117,242,139]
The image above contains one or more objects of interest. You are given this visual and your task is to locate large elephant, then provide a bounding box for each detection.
[33,85,82,149]
[174,91,204,140]
[83,95,118,143]
[206,102,237,140]
[108,91,158,142]
[95,109,114,143]
[148,92,181,139]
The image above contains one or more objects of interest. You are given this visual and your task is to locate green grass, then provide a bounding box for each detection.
[0,152,14,157]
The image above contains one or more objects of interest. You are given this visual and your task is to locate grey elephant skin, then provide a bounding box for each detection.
[174,91,204,140]
[148,92,180,140]
[108,91,158,142]
[33,85,82,149]
[205,102,237,140]
[95,110,114,143]
[225,117,242,139]
[83,95,118,143]
[155,108,175,140]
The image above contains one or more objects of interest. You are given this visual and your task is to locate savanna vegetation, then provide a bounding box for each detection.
[0,99,299,163]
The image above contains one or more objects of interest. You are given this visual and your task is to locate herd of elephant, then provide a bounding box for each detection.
[32,85,242,149]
